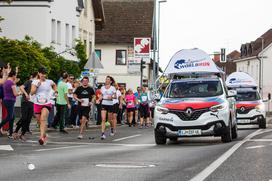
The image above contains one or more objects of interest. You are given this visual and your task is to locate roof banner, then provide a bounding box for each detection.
[226,72,257,88]
[164,48,221,76]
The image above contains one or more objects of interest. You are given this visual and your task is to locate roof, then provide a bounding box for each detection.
[92,0,105,30]
[95,0,154,44]
[240,29,272,58]
[227,50,240,61]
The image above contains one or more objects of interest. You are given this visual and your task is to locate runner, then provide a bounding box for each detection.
[30,67,57,145]
[73,77,95,139]
[112,82,122,135]
[100,76,116,140]
[139,86,150,128]
[14,72,38,140]
[125,88,137,127]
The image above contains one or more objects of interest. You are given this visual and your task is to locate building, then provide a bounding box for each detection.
[215,50,239,76]
[0,0,104,61]
[234,29,272,100]
[79,0,104,57]
[95,0,154,91]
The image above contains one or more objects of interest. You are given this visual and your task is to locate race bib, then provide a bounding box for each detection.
[128,100,133,106]
[142,96,148,102]
[81,98,89,106]
[36,94,48,104]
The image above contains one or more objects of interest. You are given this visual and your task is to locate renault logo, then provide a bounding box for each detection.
[240,107,245,112]
[186,108,193,117]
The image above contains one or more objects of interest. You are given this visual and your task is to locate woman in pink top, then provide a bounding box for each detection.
[125,89,137,127]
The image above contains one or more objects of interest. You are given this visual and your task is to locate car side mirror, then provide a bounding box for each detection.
[227,90,237,98]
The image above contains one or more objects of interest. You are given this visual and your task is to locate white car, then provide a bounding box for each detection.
[235,88,266,128]
[154,77,237,144]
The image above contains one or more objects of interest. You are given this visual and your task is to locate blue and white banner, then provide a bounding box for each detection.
[226,72,257,88]
[164,48,221,75]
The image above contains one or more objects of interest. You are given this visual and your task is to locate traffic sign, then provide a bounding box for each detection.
[134,37,151,59]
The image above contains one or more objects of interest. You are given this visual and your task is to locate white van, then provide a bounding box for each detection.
[154,48,237,144]
[226,72,266,128]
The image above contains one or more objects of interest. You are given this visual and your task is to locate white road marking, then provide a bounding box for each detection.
[95,164,156,168]
[249,139,272,142]
[246,145,266,149]
[113,134,142,142]
[190,129,267,181]
[0,145,13,151]
[35,145,86,152]
[26,140,155,147]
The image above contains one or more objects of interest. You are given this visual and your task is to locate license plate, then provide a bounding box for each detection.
[178,129,202,136]
[238,119,251,124]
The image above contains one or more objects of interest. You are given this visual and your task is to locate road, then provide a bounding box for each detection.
[1,122,272,181]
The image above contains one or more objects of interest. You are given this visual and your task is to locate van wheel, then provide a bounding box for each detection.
[221,121,232,143]
[154,129,167,145]
[259,118,266,129]
[231,123,238,139]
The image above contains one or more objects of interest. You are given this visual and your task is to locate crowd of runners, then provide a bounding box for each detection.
[0,65,156,145]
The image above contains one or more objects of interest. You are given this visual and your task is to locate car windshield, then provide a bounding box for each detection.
[236,91,260,101]
[167,80,223,98]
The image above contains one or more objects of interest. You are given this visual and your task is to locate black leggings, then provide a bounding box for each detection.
[15,101,33,135]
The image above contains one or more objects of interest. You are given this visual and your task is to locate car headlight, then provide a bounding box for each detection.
[156,106,169,114]
[255,104,265,111]
[210,102,228,112]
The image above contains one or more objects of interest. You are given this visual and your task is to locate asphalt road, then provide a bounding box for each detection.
[1,122,272,181]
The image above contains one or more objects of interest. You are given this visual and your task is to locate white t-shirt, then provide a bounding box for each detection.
[67,82,73,98]
[32,79,54,105]
[101,86,116,106]
[113,90,121,104]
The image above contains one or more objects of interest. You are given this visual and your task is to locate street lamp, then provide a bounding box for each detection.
[156,0,167,87]
[258,37,264,97]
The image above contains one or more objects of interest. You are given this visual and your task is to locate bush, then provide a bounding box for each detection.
[0,36,87,84]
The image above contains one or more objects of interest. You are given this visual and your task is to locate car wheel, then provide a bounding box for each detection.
[259,118,266,129]
[231,123,238,139]
[221,120,232,143]
[154,129,167,145]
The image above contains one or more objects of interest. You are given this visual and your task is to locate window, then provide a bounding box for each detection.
[95,49,101,61]
[57,21,61,44]
[65,24,70,47]
[51,19,56,43]
[72,26,76,47]
[116,50,127,65]
[167,80,223,98]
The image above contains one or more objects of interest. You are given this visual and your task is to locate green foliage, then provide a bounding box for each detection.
[0,36,85,84]
[75,40,88,70]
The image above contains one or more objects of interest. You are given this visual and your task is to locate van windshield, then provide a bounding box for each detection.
[236,91,260,101]
[167,80,223,98]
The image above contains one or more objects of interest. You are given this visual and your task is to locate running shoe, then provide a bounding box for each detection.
[38,136,48,145]
[77,134,83,139]
[101,134,106,140]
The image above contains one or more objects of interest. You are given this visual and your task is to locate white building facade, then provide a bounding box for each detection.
[0,0,80,61]
[95,44,151,90]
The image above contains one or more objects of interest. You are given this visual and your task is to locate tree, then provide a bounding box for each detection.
[0,36,86,84]
[75,40,88,70]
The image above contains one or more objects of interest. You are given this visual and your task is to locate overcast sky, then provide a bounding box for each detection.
[159,0,272,69]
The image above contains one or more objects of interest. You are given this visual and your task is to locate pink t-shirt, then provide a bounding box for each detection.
[125,94,136,108]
